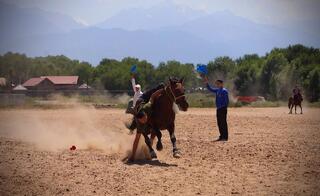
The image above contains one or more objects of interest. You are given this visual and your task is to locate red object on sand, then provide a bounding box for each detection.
[236,96,265,103]
[70,145,76,150]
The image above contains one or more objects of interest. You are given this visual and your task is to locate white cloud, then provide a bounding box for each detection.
[73,17,89,26]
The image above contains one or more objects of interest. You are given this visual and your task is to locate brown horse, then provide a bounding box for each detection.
[149,77,189,158]
[288,93,303,114]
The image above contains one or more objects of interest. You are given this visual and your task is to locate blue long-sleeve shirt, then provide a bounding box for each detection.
[206,84,229,109]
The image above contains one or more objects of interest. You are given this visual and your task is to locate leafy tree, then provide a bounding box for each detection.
[234,64,259,95]
[95,58,127,90]
[0,44,319,102]
[260,52,288,100]
[207,56,235,80]
[73,62,93,84]
[0,52,32,85]
[154,61,196,88]
[234,54,263,95]
[306,67,320,102]
[95,57,155,91]
[121,57,155,89]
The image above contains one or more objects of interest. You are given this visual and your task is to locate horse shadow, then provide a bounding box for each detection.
[125,159,178,167]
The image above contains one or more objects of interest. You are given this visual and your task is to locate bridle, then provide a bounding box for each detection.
[164,83,185,103]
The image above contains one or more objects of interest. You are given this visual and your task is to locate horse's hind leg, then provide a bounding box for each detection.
[168,123,181,158]
[289,104,293,114]
[300,104,303,114]
[295,105,297,114]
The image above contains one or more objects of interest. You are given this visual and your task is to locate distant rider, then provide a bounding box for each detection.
[292,85,302,101]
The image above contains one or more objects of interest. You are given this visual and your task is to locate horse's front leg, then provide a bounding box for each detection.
[150,129,163,151]
[295,105,297,114]
[142,133,157,159]
[300,104,303,114]
[150,132,156,146]
[168,123,181,158]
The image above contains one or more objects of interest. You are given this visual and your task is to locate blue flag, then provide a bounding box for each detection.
[130,65,137,73]
[196,64,208,75]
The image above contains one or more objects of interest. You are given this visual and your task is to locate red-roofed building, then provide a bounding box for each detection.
[23,76,79,90]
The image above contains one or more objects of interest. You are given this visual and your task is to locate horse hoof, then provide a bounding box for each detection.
[173,151,181,158]
[173,149,181,158]
[150,151,157,159]
[156,141,163,151]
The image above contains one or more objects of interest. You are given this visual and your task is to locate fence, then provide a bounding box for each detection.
[0,89,134,97]
[0,94,26,106]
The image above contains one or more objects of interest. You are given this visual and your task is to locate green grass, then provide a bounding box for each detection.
[306,101,320,107]
[247,101,285,107]
[186,93,288,108]
[186,93,215,108]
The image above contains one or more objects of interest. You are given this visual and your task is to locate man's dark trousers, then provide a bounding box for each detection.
[217,107,228,139]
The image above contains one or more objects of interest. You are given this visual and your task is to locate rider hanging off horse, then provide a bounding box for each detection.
[125,65,189,162]
[288,85,303,114]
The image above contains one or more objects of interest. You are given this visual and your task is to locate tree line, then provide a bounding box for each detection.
[0,44,319,102]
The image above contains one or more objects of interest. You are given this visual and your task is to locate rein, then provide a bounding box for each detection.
[164,84,185,103]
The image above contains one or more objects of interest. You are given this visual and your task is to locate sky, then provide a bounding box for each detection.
[1,0,320,25]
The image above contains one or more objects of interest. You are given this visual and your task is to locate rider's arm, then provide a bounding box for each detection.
[131,75,136,93]
[203,76,218,93]
[129,132,141,161]
[206,84,218,93]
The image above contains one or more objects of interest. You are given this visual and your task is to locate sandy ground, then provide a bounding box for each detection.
[0,107,319,195]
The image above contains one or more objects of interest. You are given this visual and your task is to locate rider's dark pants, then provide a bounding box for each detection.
[217,107,228,140]
[141,83,165,103]
[133,83,165,114]
[128,117,137,131]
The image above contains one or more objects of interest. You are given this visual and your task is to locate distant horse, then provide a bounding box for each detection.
[288,93,303,114]
[149,77,189,158]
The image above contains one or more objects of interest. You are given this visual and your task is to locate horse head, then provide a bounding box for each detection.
[167,77,189,111]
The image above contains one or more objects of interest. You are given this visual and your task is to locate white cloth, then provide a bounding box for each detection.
[131,78,143,107]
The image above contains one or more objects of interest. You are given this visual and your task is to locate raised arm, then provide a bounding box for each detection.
[131,75,137,92]
[206,84,218,93]
[203,76,218,93]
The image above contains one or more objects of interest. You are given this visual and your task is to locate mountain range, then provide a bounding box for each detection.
[0,1,319,65]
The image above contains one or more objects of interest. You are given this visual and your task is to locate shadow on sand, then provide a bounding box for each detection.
[125,159,178,167]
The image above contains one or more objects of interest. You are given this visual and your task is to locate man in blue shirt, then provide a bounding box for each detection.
[204,77,229,141]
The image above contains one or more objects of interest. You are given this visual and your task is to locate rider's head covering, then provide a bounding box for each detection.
[135,84,141,90]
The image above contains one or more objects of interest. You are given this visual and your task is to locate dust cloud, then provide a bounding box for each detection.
[0,105,132,153]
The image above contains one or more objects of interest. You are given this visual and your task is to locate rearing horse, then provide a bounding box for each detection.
[149,77,189,158]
